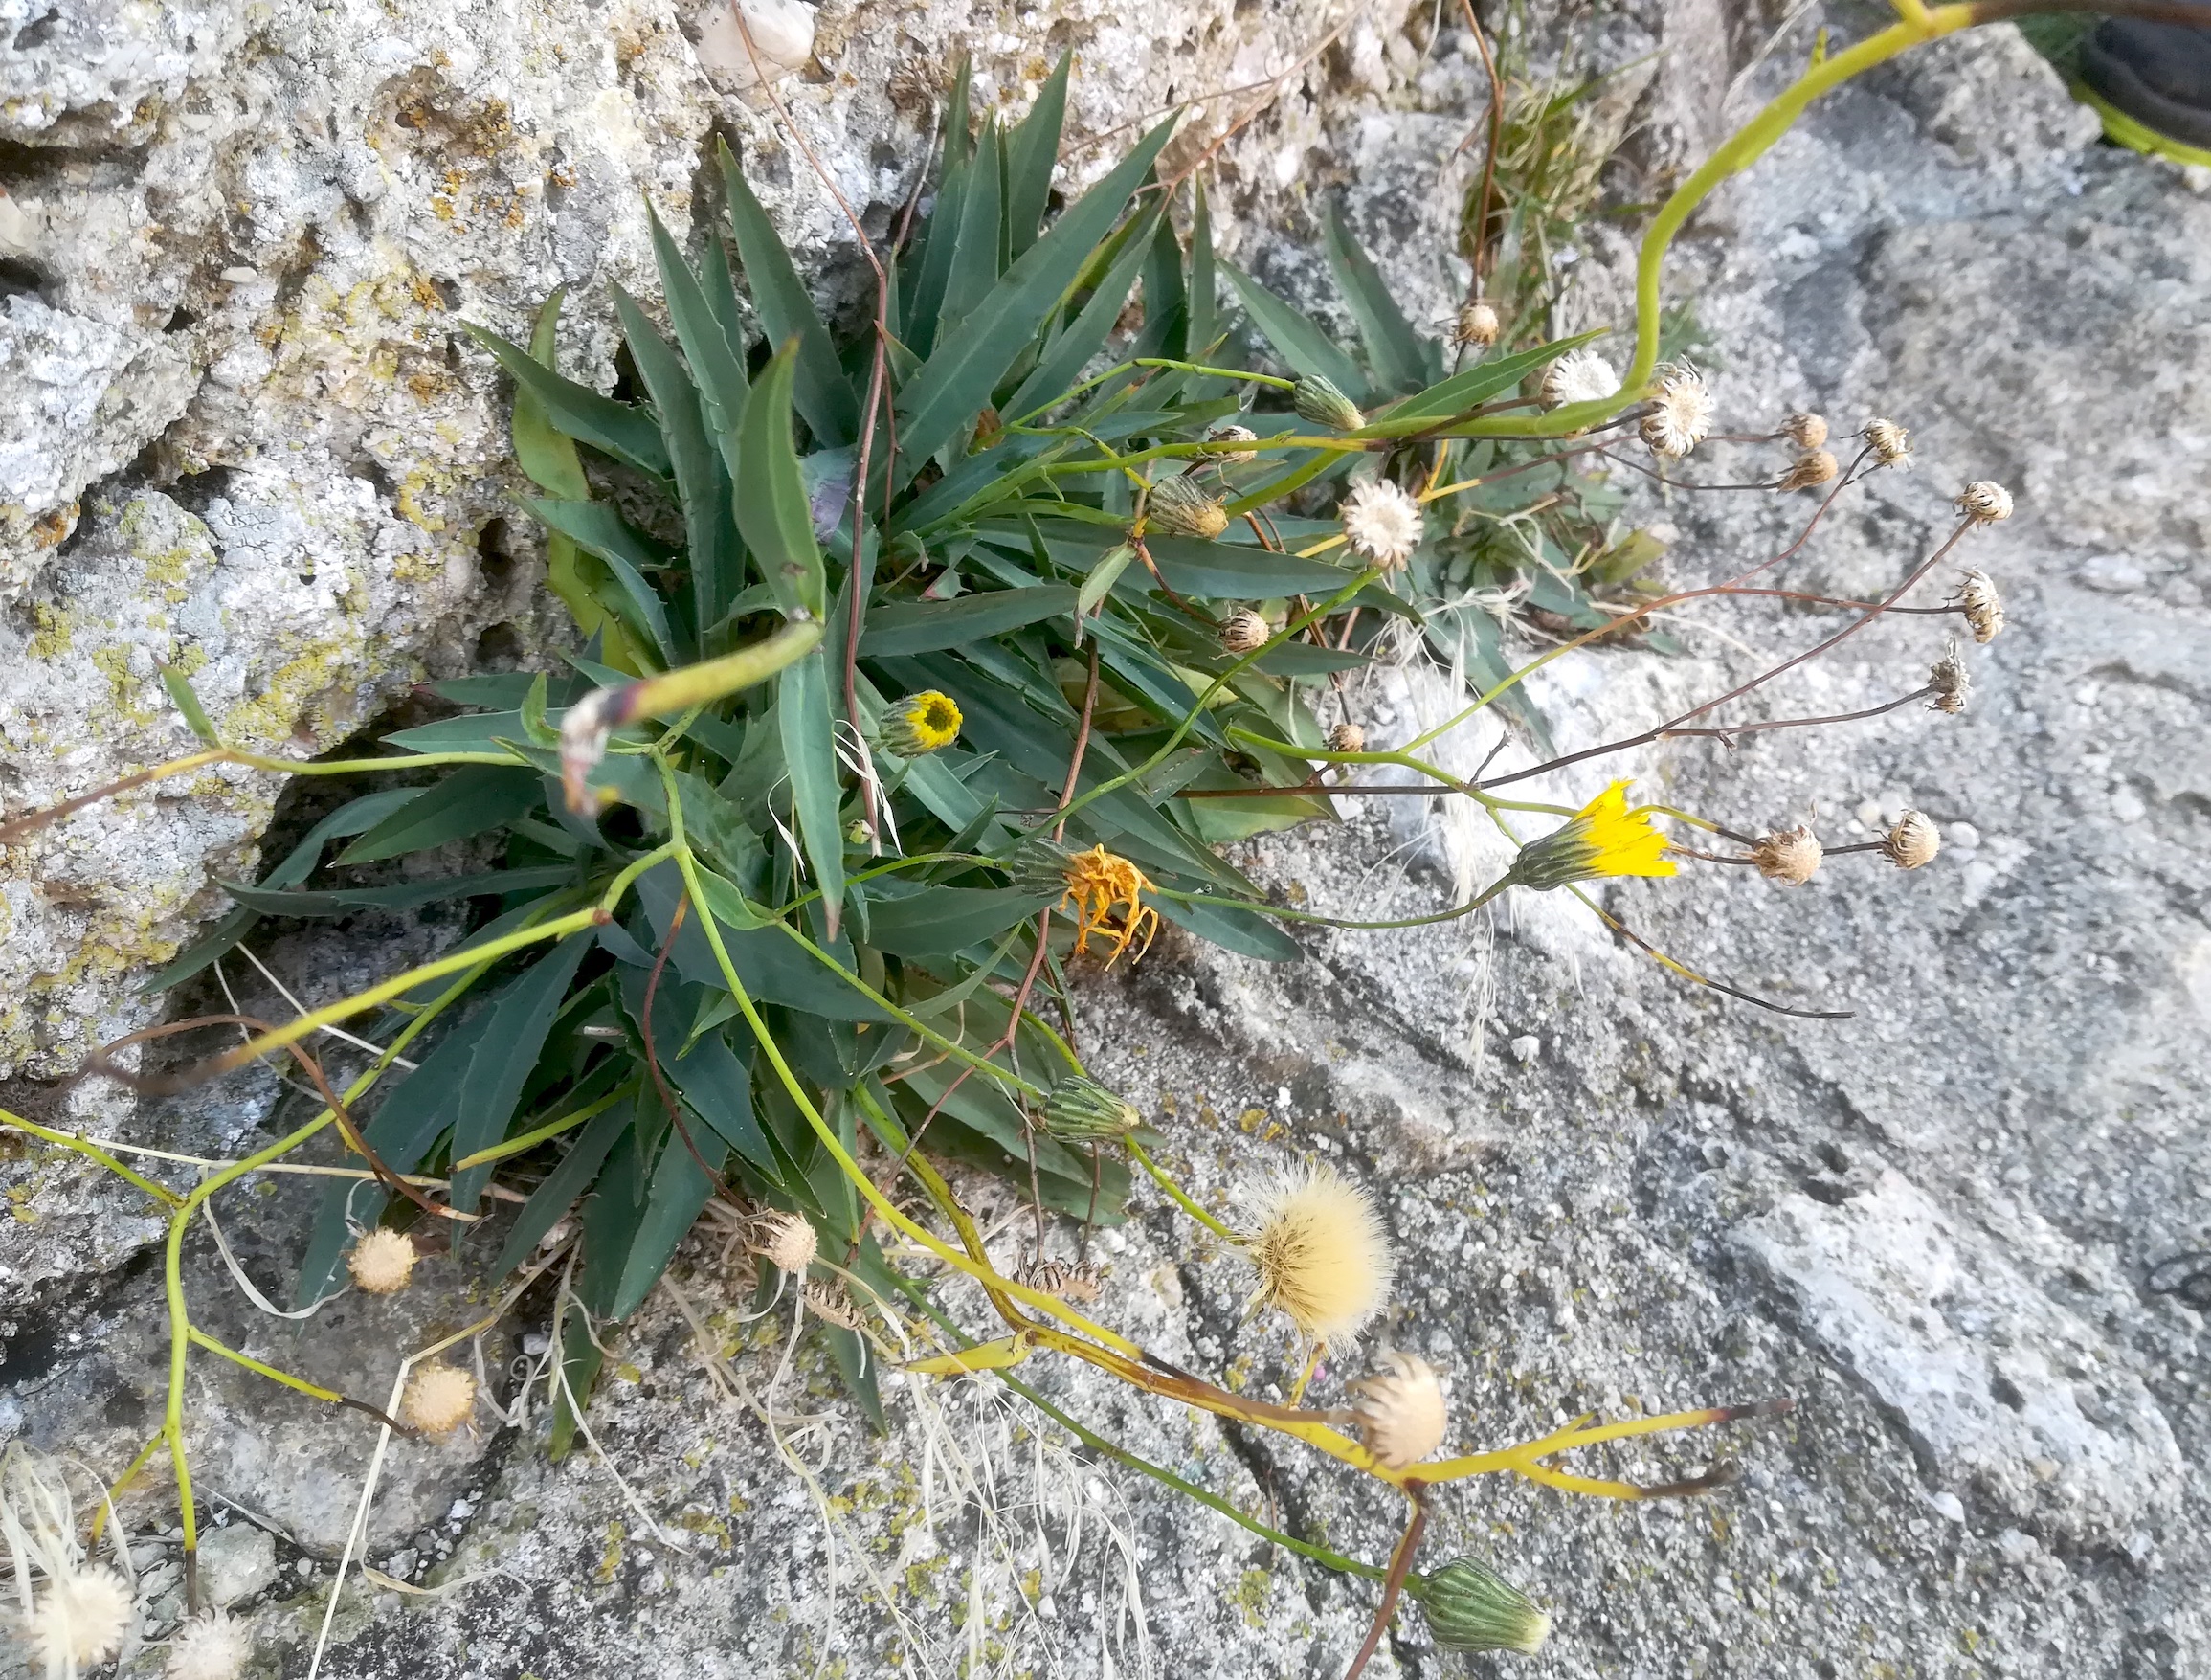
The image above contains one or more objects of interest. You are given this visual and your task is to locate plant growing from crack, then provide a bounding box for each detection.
[0,2,2169,1671]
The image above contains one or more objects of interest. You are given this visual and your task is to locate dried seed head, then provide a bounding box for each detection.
[1240,1159,1396,1347]
[1145,474,1230,539]
[1883,810,1941,869]
[803,1280,862,1330]
[881,689,963,756]
[1783,411,1829,449]
[1220,608,1270,655]
[1539,347,1620,410]
[1451,300,1501,347]
[1413,1557,1552,1654]
[1750,825,1823,885]
[749,1210,816,1275]
[1639,362,1713,459]
[1020,1259,1106,1305]
[1928,638,1971,715]
[31,1566,133,1673]
[167,1609,253,1680]
[1776,449,1839,493]
[1861,417,1911,468]
[1040,1074,1144,1141]
[1339,478,1424,570]
[1350,1350,1448,1469]
[346,1227,417,1295]
[401,1364,477,1437]
[1952,569,2005,643]
[1197,423,1260,459]
[1292,374,1365,432]
[1954,480,2012,525]
[1326,722,1366,754]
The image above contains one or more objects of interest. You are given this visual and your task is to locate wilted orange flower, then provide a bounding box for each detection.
[1061,845,1160,966]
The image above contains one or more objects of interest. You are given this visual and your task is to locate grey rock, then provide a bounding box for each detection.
[196,1518,279,1609]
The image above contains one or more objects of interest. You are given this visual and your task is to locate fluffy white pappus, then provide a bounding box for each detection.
[1240,1159,1396,1347]
[30,1567,133,1677]
[1538,347,1619,410]
[1339,479,1424,570]
[1638,362,1713,459]
[167,1609,253,1680]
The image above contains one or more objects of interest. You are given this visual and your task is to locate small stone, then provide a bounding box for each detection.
[197,1521,278,1607]
[1996,1528,2039,1565]
[1508,1034,1541,1064]
[1930,1491,1966,1523]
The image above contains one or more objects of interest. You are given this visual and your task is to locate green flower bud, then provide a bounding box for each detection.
[1410,1557,1552,1654]
[1005,838,1075,901]
[1143,474,1230,540]
[1040,1074,1144,1141]
[1293,374,1364,432]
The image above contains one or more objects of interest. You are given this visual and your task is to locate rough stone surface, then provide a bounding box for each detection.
[5,6,2211,1680]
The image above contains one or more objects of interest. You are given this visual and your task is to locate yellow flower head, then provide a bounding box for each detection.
[1508,781,1676,891]
[1240,1159,1395,1348]
[882,689,962,757]
[1060,844,1160,967]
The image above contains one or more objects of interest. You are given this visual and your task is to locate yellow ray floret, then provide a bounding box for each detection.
[1061,844,1160,966]
[1508,780,1677,891]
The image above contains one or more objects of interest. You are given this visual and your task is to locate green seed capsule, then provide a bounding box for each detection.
[1409,1557,1552,1654]
[1040,1075,1144,1141]
[1293,375,1364,432]
[1144,475,1230,539]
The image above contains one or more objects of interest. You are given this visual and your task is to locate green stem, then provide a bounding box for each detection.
[1127,1138,1236,1241]
[0,1111,184,1206]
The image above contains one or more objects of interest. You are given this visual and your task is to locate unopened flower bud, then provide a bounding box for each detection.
[401,1364,477,1436]
[1952,569,2005,643]
[1412,1557,1552,1654]
[1326,722,1366,753]
[1145,474,1230,539]
[1954,480,2012,525]
[1639,362,1713,459]
[1040,1074,1144,1141]
[347,1227,417,1295]
[749,1210,816,1274]
[1750,825,1822,885]
[1220,608,1269,655]
[1776,449,1838,492]
[1862,417,1911,468]
[1350,1350,1447,1469]
[1197,423,1260,459]
[1452,300,1500,347]
[1293,374,1364,432]
[1883,810,1941,869]
[1783,411,1828,449]
[881,688,962,757]
[1928,638,1970,714]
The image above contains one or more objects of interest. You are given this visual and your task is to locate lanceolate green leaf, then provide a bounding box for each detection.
[523,499,680,663]
[1003,200,1161,424]
[463,323,671,479]
[646,205,752,463]
[902,60,974,358]
[1004,52,1070,257]
[1361,331,1605,437]
[513,291,592,501]
[938,120,1005,342]
[863,885,1057,957]
[610,1121,726,1319]
[1217,259,1371,404]
[734,342,828,622]
[447,935,594,1211]
[492,1094,636,1275]
[336,766,544,864]
[894,118,1177,482]
[213,865,574,918]
[1324,199,1433,395]
[719,139,860,446]
[778,650,847,934]
[612,283,739,638]
[860,585,1078,655]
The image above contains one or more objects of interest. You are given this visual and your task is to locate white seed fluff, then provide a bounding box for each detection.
[1339,479,1424,570]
